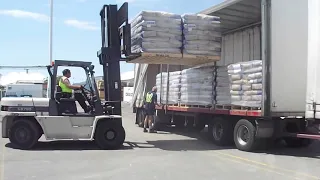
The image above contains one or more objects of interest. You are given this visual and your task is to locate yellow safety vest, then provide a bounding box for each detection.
[59,77,72,93]
[145,92,153,103]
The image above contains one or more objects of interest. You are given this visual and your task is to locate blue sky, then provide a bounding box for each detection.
[0,0,222,83]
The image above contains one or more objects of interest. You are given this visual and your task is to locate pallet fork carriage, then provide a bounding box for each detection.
[0,3,133,150]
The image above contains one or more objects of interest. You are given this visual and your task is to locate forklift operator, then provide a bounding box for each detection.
[59,69,90,113]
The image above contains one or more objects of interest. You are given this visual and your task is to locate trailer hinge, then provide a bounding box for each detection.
[313,101,316,120]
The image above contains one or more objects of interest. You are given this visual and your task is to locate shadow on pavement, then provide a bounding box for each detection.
[5,141,153,151]
[152,124,320,158]
[145,125,234,151]
[257,140,320,159]
[146,139,233,151]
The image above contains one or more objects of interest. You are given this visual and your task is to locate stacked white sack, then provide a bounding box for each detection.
[156,71,181,104]
[227,60,263,107]
[215,66,231,105]
[182,14,222,56]
[180,66,214,106]
[131,11,182,54]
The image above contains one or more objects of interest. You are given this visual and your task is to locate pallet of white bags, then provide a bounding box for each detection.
[126,52,220,66]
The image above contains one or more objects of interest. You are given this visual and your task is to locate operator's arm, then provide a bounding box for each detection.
[62,78,82,89]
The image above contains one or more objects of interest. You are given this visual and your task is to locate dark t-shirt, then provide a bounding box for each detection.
[145,91,157,110]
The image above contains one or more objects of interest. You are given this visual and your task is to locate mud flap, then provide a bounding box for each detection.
[255,119,274,138]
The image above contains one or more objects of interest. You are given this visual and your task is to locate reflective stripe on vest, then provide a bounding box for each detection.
[59,78,72,93]
[145,92,153,103]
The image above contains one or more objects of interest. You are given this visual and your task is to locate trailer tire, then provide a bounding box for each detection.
[95,121,126,150]
[234,119,259,152]
[283,137,313,148]
[8,119,39,150]
[208,117,233,146]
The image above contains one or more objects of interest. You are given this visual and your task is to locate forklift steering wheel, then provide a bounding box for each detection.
[81,86,90,93]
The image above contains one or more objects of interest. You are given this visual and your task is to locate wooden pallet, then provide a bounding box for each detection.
[126,52,220,66]
[231,105,261,110]
[166,104,179,107]
[182,54,221,61]
[180,104,212,108]
[215,104,231,110]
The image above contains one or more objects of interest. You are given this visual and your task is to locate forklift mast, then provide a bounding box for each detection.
[97,3,131,115]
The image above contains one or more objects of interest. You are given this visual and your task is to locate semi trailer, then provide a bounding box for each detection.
[130,0,320,152]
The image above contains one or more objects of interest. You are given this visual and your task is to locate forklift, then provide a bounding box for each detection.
[0,3,133,150]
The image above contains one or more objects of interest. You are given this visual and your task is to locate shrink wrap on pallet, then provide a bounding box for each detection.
[156,71,181,104]
[130,11,183,54]
[180,66,214,106]
[215,66,231,105]
[227,60,263,107]
[182,14,222,56]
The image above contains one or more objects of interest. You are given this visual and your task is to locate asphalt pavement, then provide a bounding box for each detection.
[1,103,320,180]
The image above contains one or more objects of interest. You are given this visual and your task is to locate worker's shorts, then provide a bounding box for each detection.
[145,107,155,116]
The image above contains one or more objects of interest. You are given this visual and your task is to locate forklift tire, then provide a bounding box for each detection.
[283,137,313,148]
[8,119,39,150]
[95,121,126,150]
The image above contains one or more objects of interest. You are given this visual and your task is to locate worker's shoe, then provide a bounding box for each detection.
[143,128,148,133]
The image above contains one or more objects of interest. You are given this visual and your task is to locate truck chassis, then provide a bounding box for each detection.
[135,105,319,152]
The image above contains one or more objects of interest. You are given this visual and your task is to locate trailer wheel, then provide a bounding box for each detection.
[95,121,126,150]
[8,119,39,150]
[208,117,233,146]
[234,119,259,152]
[283,137,313,148]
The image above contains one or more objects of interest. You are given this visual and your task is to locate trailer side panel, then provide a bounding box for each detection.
[270,0,308,114]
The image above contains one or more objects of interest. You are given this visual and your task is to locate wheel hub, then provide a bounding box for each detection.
[105,130,116,140]
[237,125,250,146]
[212,123,223,140]
[14,127,29,143]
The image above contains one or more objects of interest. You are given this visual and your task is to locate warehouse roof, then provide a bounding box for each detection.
[199,0,261,34]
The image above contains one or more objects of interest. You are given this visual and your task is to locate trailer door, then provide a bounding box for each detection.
[305,0,320,119]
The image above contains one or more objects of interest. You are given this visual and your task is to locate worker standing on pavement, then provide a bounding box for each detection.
[143,86,159,133]
[59,69,90,113]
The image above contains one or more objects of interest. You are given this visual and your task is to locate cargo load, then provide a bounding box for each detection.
[130,11,222,57]
[182,14,221,56]
[227,60,263,107]
[180,66,215,106]
[215,66,231,105]
[156,71,181,104]
[130,11,183,54]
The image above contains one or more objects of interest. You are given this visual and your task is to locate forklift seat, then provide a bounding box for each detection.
[56,86,76,101]
[55,85,77,114]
